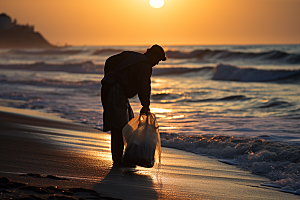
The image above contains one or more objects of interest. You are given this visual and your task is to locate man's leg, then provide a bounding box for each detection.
[111,126,124,166]
[101,82,112,132]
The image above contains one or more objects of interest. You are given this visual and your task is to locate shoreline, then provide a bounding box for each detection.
[1,106,299,199]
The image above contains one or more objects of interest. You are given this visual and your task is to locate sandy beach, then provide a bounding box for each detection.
[0,106,298,200]
[1,0,300,199]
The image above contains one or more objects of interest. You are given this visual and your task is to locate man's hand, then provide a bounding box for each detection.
[140,106,150,115]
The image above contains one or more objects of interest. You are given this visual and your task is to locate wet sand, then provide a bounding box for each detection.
[0,106,298,199]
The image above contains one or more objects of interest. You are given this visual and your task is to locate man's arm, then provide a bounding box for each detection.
[137,62,152,114]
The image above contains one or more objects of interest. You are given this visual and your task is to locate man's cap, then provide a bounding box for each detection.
[149,44,167,61]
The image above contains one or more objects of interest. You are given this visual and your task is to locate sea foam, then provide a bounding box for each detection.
[160,132,300,191]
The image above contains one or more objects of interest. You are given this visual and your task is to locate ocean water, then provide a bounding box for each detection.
[1,45,300,193]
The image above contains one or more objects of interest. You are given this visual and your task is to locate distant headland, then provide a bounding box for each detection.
[0,13,55,48]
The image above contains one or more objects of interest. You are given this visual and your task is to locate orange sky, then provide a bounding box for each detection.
[1,0,300,46]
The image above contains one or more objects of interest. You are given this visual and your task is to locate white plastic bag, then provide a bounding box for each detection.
[122,112,161,168]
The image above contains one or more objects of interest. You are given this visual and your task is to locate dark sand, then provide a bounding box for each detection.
[1,107,299,199]
[0,107,113,199]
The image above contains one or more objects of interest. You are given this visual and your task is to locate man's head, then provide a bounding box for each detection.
[145,44,167,67]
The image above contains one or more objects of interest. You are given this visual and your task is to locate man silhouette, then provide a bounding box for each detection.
[101,44,166,166]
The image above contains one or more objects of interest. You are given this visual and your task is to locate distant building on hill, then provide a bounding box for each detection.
[0,13,34,32]
[0,13,54,48]
[0,13,13,30]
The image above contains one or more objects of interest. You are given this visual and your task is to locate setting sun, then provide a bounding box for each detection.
[1,0,300,45]
[149,0,164,8]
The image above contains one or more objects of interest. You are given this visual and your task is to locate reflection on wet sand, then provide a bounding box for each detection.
[94,167,158,200]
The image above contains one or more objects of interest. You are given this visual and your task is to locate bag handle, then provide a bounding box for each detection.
[138,113,159,129]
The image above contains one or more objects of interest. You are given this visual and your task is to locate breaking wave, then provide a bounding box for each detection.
[0,77,100,89]
[0,61,104,74]
[160,132,300,191]
[166,49,300,64]
[5,47,300,64]
[1,61,300,84]
[0,61,213,76]
[213,64,300,83]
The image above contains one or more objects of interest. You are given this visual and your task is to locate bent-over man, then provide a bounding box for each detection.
[101,44,166,167]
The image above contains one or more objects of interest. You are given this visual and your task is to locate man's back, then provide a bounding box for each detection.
[102,51,152,107]
[104,51,150,77]
[117,60,152,104]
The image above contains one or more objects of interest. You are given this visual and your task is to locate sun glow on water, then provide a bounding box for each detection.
[151,107,172,113]
[160,126,177,130]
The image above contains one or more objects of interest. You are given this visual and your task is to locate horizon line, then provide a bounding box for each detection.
[58,43,300,47]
